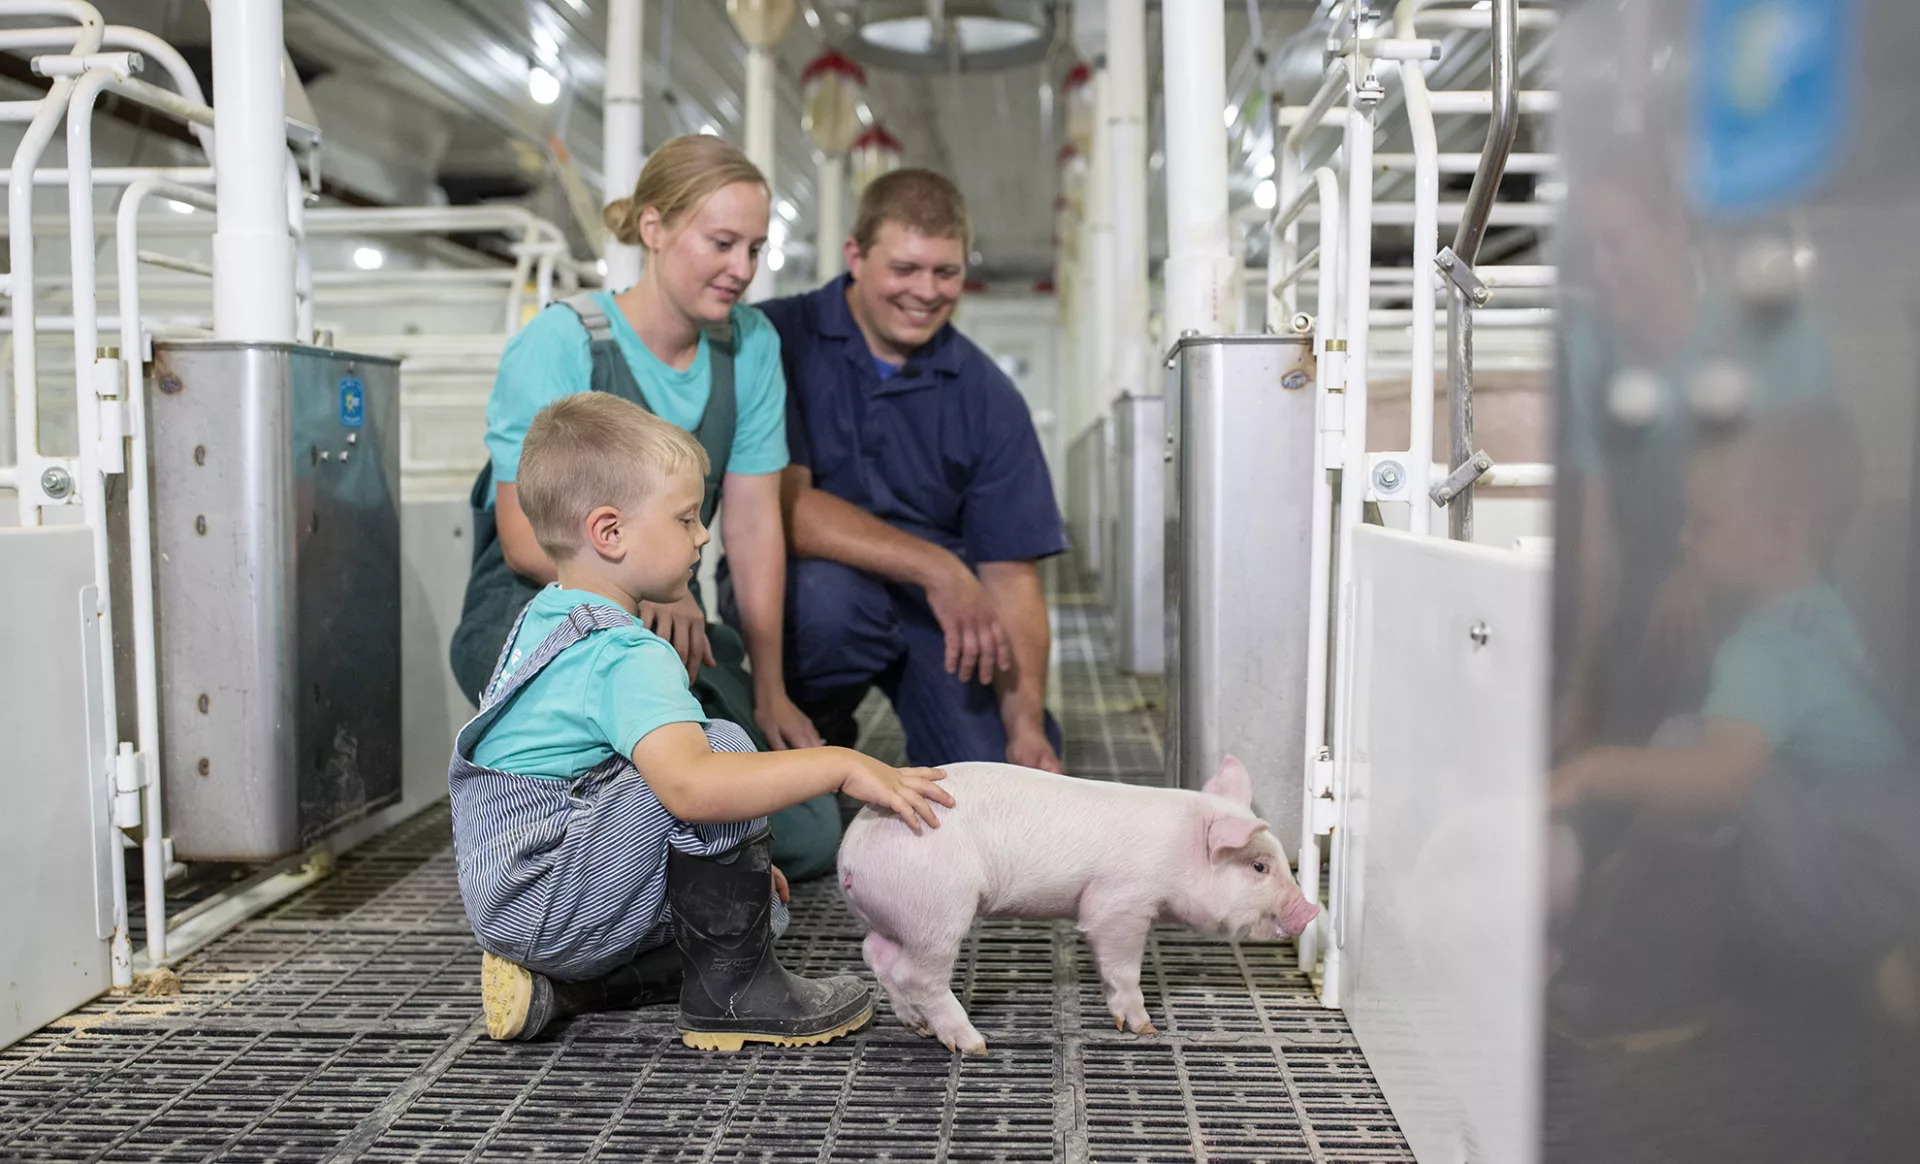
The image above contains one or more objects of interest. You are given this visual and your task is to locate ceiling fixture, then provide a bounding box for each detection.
[1253,179,1277,211]
[352,245,386,271]
[766,248,786,271]
[165,199,195,215]
[842,1,1054,73]
[528,65,561,105]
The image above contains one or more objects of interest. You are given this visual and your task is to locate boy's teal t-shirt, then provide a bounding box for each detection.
[482,291,791,506]
[472,586,707,781]
[1701,583,1905,776]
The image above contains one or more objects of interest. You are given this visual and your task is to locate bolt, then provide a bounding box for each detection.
[1469,621,1490,648]
[1437,252,1456,270]
[197,693,209,714]
[194,515,206,535]
[193,444,206,466]
[1372,461,1405,492]
[196,757,210,777]
[158,374,182,395]
[1473,287,1491,305]
[1291,312,1314,334]
[40,466,72,499]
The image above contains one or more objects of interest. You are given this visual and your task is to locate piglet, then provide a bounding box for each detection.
[836,756,1319,1054]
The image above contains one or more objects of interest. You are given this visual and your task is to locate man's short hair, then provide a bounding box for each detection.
[850,168,972,254]
[517,393,709,561]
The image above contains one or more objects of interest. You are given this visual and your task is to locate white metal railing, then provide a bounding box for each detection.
[1258,0,1560,1007]
[0,0,584,993]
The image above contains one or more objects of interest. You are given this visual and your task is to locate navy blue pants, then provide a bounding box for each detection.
[777,559,1063,768]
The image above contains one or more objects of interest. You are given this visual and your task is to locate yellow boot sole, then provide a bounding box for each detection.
[481,952,535,1041]
[680,1002,873,1052]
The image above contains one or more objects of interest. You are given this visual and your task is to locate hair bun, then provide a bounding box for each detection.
[602,196,641,245]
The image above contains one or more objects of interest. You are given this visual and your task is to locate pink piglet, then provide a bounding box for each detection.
[836,756,1319,1054]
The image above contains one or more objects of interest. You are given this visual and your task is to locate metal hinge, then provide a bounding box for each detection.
[111,743,148,830]
[90,354,129,475]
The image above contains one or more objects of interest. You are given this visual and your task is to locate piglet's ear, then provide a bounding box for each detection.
[1207,815,1269,861]
[1202,755,1254,807]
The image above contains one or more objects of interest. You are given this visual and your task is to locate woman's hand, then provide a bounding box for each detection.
[755,686,824,751]
[640,595,716,682]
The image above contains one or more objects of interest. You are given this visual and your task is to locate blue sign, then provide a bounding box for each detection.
[338,377,365,429]
[1691,0,1855,217]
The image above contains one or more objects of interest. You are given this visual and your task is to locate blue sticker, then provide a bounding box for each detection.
[338,377,365,429]
[1691,0,1855,217]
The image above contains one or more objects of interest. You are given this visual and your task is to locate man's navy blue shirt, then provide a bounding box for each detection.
[758,275,1067,567]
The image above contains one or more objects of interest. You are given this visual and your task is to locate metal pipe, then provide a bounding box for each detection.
[1446,0,1519,542]
[287,154,312,342]
[744,45,776,302]
[602,0,643,288]
[1293,201,1555,227]
[1370,307,1554,327]
[0,165,213,185]
[209,0,294,342]
[116,177,213,970]
[815,152,844,282]
[1161,0,1233,336]
[9,8,102,528]
[1284,60,1351,155]
[4,24,213,155]
[1085,70,1116,408]
[1328,101,1376,998]
[1400,56,1439,536]
[1426,88,1556,115]
[1375,151,1554,173]
[1108,0,1150,392]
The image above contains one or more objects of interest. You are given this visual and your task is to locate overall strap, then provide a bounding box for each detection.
[556,295,736,529]
[467,600,638,743]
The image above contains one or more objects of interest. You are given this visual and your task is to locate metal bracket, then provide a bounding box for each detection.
[112,744,148,830]
[1429,450,1494,507]
[1311,795,1339,836]
[1435,246,1492,306]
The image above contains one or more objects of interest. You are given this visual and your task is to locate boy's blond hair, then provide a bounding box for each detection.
[517,393,710,561]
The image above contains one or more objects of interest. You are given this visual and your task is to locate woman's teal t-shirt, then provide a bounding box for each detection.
[482,291,790,506]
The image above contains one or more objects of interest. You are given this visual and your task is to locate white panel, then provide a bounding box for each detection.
[1341,526,1548,1164]
[0,527,113,1049]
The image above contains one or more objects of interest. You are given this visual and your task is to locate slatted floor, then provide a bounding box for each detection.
[0,601,1409,1163]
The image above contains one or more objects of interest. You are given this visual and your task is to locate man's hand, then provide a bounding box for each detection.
[771,864,791,904]
[755,687,824,751]
[923,554,1013,685]
[1006,730,1064,774]
[639,595,716,682]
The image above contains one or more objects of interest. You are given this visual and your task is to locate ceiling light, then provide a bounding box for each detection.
[777,198,799,221]
[528,65,561,105]
[1253,153,1275,179]
[844,1,1053,73]
[1223,103,1238,128]
[766,248,786,272]
[165,199,195,215]
[353,246,385,271]
[700,123,720,136]
[1253,179,1277,211]
[595,258,610,277]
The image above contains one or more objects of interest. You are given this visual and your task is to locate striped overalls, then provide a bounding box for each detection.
[448,600,777,980]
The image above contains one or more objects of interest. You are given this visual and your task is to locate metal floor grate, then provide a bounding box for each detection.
[0,600,1409,1163]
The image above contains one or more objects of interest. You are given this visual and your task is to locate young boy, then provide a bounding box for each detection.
[448,392,953,1047]
[1548,403,1906,1044]
[1552,403,1898,813]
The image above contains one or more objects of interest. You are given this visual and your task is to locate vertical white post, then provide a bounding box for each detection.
[1159,0,1232,337]
[1107,0,1149,397]
[210,0,295,342]
[744,47,777,301]
[603,0,645,289]
[1086,71,1116,420]
[816,151,845,282]
[1400,59,1439,535]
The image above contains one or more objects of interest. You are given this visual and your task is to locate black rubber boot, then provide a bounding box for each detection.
[669,829,873,1051]
[481,945,680,1041]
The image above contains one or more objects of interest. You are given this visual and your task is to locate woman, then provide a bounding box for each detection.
[449,134,843,878]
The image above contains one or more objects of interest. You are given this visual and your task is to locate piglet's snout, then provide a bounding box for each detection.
[1279,897,1321,937]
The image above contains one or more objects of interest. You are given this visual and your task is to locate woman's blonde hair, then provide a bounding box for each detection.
[603,134,768,251]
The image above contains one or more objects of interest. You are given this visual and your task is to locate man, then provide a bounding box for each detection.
[742,169,1066,772]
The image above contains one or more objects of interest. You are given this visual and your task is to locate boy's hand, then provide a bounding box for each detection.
[841,754,954,833]
[640,596,716,682]
[771,865,790,904]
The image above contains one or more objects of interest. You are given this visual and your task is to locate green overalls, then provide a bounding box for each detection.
[447,294,843,880]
